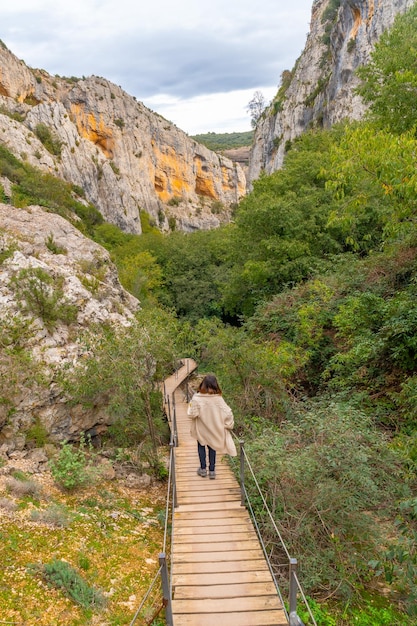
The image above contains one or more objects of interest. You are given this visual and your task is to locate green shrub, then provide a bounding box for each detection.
[10,267,78,329]
[5,476,42,499]
[45,233,67,255]
[168,216,176,231]
[369,497,417,616]
[109,161,120,175]
[0,497,18,512]
[49,436,98,491]
[26,417,49,447]
[211,200,224,214]
[242,402,404,598]
[30,503,72,527]
[0,242,16,265]
[34,123,62,157]
[0,104,25,122]
[77,553,91,571]
[30,558,106,609]
[139,210,159,233]
[347,38,356,53]
[63,311,176,466]
[0,143,103,233]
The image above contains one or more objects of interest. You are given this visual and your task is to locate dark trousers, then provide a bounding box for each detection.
[198,442,216,471]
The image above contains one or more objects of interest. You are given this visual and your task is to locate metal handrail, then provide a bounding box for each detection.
[129,443,176,626]
[134,359,317,626]
[132,361,194,625]
[129,565,163,626]
[234,433,317,626]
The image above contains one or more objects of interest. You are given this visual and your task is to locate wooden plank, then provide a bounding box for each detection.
[173,549,265,563]
[174,511,250,522]
[174,539,261,553]
[176,531,256,543]
[175,501,243,512]
[176,476,238,484]
[172,595,282,614]
[178,494,242,505]
[172,569,273,587]
[177,489,240,499]
[175,520,252,541]
[176,485,240,494]
[172,559,269,575]
[174,581,278,599]
[172,611,287,626]
[176,484,240,494]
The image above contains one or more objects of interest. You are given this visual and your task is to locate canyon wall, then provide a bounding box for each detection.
[0,43,245,234]
[248,0,416,182]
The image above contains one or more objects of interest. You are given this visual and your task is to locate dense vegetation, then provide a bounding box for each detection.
[190,130,253,151]
[89,6,417,623]
[2,5,417,623]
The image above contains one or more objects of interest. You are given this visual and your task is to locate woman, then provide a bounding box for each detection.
[187,374,237,479]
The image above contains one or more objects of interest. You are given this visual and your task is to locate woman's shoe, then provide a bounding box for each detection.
[209,471,216,479]
[197,468,207,477]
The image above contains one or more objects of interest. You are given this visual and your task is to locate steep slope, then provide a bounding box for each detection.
[0,42,245,234]
[248,0,416,181]
[0,203,139,453]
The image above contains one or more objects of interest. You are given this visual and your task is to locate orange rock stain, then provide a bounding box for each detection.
[152,146,193,202]
[194,156,217,199]
[70,103,115,158]
[350,6,362,39]
[367,0,375,24]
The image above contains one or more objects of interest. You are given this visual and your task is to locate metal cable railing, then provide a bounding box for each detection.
[133,359,317,626]
[130,380,178,626]
[234,435,317,626]
[129,566,163,626]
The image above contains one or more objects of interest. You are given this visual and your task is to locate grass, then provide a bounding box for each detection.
[0,463,166,624]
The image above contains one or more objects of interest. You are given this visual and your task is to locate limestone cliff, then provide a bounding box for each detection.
[0,43,245,234]
[0,203,139,453]
[248,0,416,182]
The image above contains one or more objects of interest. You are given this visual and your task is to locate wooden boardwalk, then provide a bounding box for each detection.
[164,359,287,626]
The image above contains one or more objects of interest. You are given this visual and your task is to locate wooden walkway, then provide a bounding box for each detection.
[164,359,287,626]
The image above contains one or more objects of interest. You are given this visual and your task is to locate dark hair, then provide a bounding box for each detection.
[198,374,222,395]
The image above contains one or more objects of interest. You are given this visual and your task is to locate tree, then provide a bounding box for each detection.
[221,128,344,317]
[64,309,179,465]
[246,90,266,128]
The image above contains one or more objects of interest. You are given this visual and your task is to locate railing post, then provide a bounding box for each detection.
[167,396,171,423]
[289,558,298,614]
[240,440,245,506]
[172,394,179,447]
[159,553,173,626]
[170,441,178,508]
[289,558,305,625]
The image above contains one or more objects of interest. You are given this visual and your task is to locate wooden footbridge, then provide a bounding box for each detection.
[163,359,288,626]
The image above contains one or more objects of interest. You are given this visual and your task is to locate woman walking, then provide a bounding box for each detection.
[187,374,237,479]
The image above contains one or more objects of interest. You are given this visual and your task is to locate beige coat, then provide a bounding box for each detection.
[187,393,237,456]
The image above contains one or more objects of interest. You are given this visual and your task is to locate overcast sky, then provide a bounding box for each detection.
[0,0,313,134]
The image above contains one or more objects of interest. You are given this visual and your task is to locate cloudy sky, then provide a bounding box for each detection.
[0,0,313,134]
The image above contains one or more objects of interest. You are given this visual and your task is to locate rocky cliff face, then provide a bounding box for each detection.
[248,0,416,181]
[0,203,139,453]
[0,43,245,234]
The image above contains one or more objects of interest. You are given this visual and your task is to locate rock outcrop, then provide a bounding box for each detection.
[0,203,139,453]
[0,43,246,234]
[248,0,416,182]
